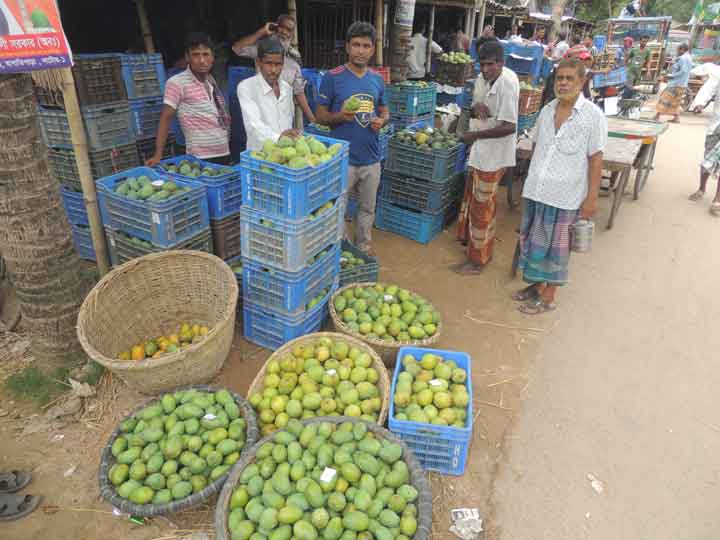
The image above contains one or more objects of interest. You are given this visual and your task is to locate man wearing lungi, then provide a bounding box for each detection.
[514,57,607,314]
[455,40,519,274]
[655,43,692,123]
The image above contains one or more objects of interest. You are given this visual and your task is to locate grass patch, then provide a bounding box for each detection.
[5,365,68,405]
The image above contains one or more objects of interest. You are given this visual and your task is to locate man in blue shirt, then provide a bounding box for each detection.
[316,21,389,256]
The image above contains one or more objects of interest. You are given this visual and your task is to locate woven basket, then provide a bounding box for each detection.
[214,417,432,540]
[246,332,391,426]
[98,384,259,517]
[329,282,442,367]
[77,251,238,394]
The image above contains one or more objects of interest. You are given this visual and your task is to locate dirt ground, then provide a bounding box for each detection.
[1,108,711,540]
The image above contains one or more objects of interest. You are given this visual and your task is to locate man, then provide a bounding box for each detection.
[620,0,646,18]
[583,35,599,58]
[233,15,315,124]
[655,43,692,123]
[514,57,606,314]
[615,36,633,66]
[316,22,389,256]
[146,32,230,165]
[237,37,300,152]
[625,34,651,97]
[565,35,587,59]
[453,25,471,53]
[689,74,720,215]
[455,41,519,274]
[407,25,442,80]
[552,32,569,60]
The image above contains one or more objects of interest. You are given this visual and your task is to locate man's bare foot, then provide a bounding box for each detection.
[711,201,720,216]
[689,190,705,202]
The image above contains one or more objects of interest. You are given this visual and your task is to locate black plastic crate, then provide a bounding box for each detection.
[47,143,140,192]
[380,170,464,213]
[136,135,176,163]
[210,212,241,261]
[105,226,212,267]
[73,54,128,106]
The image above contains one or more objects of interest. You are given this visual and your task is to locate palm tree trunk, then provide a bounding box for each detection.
[0,73,87,375]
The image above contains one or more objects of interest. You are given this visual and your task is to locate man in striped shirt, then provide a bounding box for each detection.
[146,32,231,165]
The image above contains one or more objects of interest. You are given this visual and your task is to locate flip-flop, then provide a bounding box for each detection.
[512,285,539,302]
[0,471,31,494]
[689,191,705,202]
[711,202,720,216]
[518,298,557,315]
[0,494,41,521]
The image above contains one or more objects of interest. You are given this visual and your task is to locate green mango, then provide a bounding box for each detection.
[153,488,173,504]
[171,481,193,500]
[129,486,154,504]
[116,447,141,465]
[108,463,129,486]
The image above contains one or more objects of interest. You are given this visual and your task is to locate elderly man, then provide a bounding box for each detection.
[689,74,720,215]
[514,57,607,314]
[455,40,519,274]
[233,15,315,124]
[655,44,692,123]
[237,38,300,152]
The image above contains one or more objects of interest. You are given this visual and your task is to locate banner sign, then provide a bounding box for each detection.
[394,0,416,27]
[0,1,72,73]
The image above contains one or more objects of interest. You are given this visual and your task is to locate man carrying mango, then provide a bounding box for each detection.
[316,22,389,257]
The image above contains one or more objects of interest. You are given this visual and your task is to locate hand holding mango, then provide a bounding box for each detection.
[342,96,362,112]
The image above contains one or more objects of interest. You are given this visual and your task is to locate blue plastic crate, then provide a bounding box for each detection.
[374,200,445,245]
[388,346,473,476]
[454,144,467,174]
[240,197,343,272]
[242,244,339,316]
[129,96,163,139]
[436,92,464,107]
[379,123,394,161]
[240,135,349,219]
[304,123,332,137]
[385,138,462,183]
[339,239,379,286]
[593,35,607,52]
[158,155,242,219]
[40,102,134,151]
[120,53,166,99]
[387,83,437,115]
[389,111,434,130]
[502,41,544,82]
[302,68,324,120]
[462,79,475,108]
[61,186,88,226]
[243,283,335,350]
[71,223,96,261]
[380,170,462,213]
[592,67,626,88]
[518,112,539,133]
[97,166,210,247]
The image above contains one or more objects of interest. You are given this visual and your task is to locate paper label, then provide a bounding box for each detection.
[326,369,337,376]
[429,379,443,387]
[340,257,348,264]
[413,96,418,107]
[383,294,395,302]
[151,212,160,224]
[151,180,164,188]
[109,236,116,247]
[203,413,217,420]
[320,467,337,483]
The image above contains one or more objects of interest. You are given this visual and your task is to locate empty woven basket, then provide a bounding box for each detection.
[77,251,238,394]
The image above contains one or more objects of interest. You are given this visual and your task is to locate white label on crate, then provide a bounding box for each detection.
[429,379,443,387]
[151,180,165,188]
[340,257,348,264]
[203,413,217,421]
[413,96,418,107]
[326,369,337,376]
[383,294,395,302]
[109,236,116,247]
[152,212,160,224]
[320,467,337,483]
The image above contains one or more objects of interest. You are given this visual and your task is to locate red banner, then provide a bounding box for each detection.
[0,1,72,73]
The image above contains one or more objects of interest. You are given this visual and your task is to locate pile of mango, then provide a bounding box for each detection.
[248,336,383,437]
[159,160,235,178]
[106,388,247,505]
[113,174,191,202]
[118,323,209,361]
[440,51,473,64]
[226,420,420,540]
[340,250,369,270]
[393,352,469,427]
[333,284,440,342]
[393,127,461,154]
[250,136,342,170]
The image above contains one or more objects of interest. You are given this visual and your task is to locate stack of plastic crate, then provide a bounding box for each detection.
[376,121,465,244]
[238,135,349,350]
[387,82,437,129]
[96,166,211,267]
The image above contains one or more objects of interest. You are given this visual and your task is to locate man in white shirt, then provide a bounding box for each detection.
[689,76,720,215]
[407,26,442,80]
[515,57,606,314]
[237,37,300,152]
[455,41,519,274]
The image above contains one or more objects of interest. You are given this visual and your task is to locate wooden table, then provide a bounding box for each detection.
[516,136,643,230]
[606,117,668,201]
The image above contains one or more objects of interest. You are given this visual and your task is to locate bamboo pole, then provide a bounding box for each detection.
[426,5,435,77]
[288,0,299,49]
[135,0,156,54]
[478,0,487,35]
[465,8,472,36]
[59,68,110,275]
[375,0,384,65]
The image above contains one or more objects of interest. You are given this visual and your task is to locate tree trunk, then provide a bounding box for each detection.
[550,0,568,41]
[389,0,416,82]
[0,73,87,375]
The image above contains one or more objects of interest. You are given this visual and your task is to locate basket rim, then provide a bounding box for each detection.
[213,416,433,540]
[98,384,260,517]
[246,331,391,426]
[328,282,443,351]
[77,250,239,373]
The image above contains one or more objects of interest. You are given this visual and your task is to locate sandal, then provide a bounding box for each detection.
[0,471,31,494]
[0,494,41,521]
[512,285,539,302]
[711,202,720,216]
[518,298,557,315]
[689,190,705,202]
